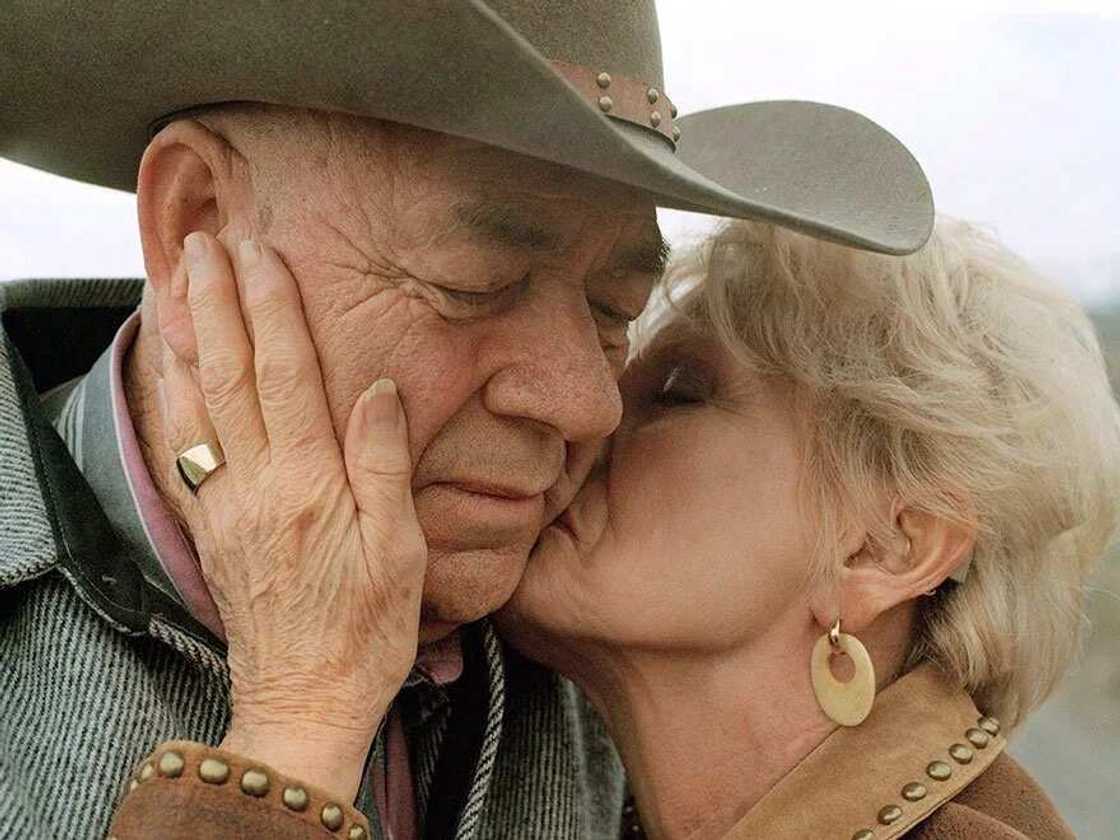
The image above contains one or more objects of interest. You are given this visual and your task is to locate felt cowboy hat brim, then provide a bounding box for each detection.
[0,0,934,255]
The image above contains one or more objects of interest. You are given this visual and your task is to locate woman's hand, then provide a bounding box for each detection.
[156,232,427,802]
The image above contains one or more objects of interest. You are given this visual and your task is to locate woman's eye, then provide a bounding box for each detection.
[655,364,708,405]
[593,302,636,328]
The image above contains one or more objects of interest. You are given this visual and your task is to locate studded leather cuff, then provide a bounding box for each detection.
[107,739,371,840]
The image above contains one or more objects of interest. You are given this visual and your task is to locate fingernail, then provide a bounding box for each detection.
[238,239,261,267]
[368,378,399,425]
[183,233,206,269]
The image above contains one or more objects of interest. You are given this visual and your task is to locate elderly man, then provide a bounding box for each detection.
[0,2,932,838]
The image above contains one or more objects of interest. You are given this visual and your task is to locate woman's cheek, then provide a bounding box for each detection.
[607,426,695,538]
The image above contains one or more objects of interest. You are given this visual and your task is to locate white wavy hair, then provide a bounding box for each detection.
[645,217,1120,729]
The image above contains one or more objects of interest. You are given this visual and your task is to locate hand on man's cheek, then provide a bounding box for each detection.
[195,117,658,627]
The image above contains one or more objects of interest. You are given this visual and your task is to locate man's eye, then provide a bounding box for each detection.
[440,287,501,305]
[436,273,530,311]
[655,364,708,405]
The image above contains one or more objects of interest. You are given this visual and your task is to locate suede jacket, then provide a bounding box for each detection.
[724,664,1075,840]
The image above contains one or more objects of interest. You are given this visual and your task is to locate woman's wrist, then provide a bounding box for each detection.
[219,719,377,804]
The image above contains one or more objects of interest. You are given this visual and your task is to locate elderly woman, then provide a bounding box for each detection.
[495,217,1120,839]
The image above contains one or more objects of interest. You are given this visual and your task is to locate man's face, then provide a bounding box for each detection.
[237,115,662,635]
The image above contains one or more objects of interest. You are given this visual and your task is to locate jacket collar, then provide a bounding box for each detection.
[726,663,1007,840]
[0,308,56,589]
[0,277,220,649]
[0,277,142,589]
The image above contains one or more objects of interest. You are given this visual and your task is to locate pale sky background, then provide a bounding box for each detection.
[2,1,1118,305]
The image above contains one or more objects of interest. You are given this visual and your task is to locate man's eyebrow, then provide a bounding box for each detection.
[453,201,563,253]
[453,200,671,276]
[615,231,672,278]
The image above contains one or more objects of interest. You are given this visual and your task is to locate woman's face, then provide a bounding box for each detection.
[499,317,818,658]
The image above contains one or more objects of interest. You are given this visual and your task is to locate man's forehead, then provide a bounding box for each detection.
[449,197,668,276]
[439,137,656,214]
[386,130,668,275]
[440,137,646,198]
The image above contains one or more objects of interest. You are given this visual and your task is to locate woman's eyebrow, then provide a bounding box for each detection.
[613,232,671,277]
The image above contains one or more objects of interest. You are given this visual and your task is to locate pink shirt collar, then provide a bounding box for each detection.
[109,314,228,639]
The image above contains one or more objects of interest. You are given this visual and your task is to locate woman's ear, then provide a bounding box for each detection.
[136,119,246,365]
[835,505,975,633]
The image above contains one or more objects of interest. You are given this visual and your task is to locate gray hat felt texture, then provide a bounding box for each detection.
[0,0,934,254]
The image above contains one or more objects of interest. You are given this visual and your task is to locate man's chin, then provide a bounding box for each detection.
[418,544,531,633]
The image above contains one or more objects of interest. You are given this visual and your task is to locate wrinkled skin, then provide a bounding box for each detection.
[157,235,427,800]
[131,107,662,800]
[132,108,663,639]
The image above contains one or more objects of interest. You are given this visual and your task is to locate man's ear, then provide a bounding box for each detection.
[833,506,975,633]
[137,119,245,365]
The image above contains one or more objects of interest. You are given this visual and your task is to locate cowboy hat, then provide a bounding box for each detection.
[0,0,933,254]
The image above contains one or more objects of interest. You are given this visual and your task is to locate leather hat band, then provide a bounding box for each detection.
[550,60,680,147]
[149,61,681,149]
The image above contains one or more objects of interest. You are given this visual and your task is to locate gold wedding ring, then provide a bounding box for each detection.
[176,442,226,494]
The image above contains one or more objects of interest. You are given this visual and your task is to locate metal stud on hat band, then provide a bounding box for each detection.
[176,441,226,493]
[549,60,680,147]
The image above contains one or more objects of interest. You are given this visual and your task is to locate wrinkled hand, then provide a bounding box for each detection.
[156,232,427,801]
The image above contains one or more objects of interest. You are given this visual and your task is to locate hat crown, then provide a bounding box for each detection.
[0,0,933,253]
[484,0,665,89]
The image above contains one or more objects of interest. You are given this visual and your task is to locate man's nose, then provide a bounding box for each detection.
[482,301,623,442]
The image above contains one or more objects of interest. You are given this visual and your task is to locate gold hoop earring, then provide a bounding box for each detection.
[810,618,876,726]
